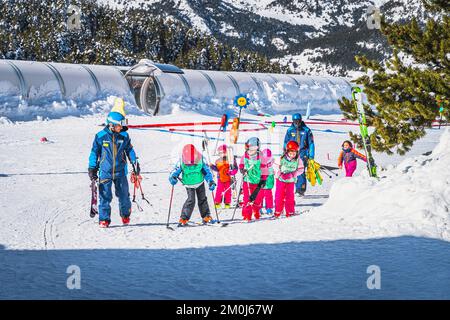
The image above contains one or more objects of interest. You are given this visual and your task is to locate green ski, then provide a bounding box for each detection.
[351,86,377,178]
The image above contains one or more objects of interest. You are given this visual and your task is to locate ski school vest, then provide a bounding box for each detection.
[181,160,204,186]
[244,153,262,184]
[216,158,231,183]
[278,156,299,183]
[263,167,275,189]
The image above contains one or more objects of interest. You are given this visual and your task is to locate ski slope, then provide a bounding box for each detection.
[0,109,448,299]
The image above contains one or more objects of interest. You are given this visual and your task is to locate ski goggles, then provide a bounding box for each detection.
[107,117,128,126]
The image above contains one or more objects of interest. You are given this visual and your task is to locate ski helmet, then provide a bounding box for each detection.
[217,144,227,154]
[286,141,299,153]
[262,148,272,159]
[106,111,127,126]
[182,144,202,165]
[245,137,260,151]
[292,113,302,121]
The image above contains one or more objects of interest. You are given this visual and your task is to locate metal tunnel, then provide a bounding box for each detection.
[0,59,354,116]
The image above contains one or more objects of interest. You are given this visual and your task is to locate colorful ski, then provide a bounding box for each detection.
[351,86,377,178]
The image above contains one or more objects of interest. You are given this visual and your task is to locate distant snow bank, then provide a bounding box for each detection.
[0,96,143,122]
[314,128,450,241]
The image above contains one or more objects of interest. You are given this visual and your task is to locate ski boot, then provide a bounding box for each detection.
[266,208,273,215]
[296,190,305,197]
[215,203,222,210]
[122,216,130,225]
[259,208,266,215]
[99,220,110,228]
[178,218,189,227]
[273,212,281,219]
[285,212,294,218]
[202,215,215,225]
[224,204,231,209]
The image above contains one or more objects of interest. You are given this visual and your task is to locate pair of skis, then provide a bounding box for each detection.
[351,87,377,178]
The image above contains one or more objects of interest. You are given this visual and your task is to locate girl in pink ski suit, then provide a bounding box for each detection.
[274,141,304,217]
[260,148,275,215]
[238,137,267,221]
[338,140,367,177]
[210,145,238,208]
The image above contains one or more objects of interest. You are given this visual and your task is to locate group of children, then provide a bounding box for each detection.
[89,109,367,228]
[169,137,305,225]
[168,138,368,226]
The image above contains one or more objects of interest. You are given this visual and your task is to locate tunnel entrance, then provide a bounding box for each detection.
[123,59,183,116]
[140,76,160,115]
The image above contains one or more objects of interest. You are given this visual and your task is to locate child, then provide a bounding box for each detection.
[210,144,238,209]
[169,144,216,226]
[260,148,274,215]
[88,110,139,228]
[338,140,367,177]
[274,141,304,218]
[239,137,266,222]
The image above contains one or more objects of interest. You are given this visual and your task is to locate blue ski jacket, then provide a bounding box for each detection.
[88,127,137,180]
[283,122,315,159]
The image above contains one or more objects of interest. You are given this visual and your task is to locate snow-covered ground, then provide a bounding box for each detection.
[0,107,448,299]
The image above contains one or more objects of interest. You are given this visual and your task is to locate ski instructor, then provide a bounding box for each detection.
[283,113,315,196]
[88,108,140,228]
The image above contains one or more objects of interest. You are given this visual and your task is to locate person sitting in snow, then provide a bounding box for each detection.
[169,144,216,226]
[210,144,238,209]
[88,111,139,228]
[260,148,275,215]
[274,141,304,218]
[337,140,367,177]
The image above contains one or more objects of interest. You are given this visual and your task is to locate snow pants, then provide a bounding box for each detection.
[99,175,131,223]
[275,179,296,215]
[214,180,232,205]
[181,183,211,221]
[262,189,274,209]
[295,153,308,193]
[344,160,357,177]
[242,181,263,220]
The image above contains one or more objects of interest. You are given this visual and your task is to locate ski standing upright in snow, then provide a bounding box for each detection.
[351,86,377,178]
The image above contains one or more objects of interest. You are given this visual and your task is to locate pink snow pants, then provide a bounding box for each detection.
[242,182,263,220]
[214,180,232,205]
[275,179,295,215]
[344,160,357,177]
[262,189,274,209]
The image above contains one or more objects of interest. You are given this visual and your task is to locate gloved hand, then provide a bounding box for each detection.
[134,161,141,175]
[208,180,216,191]
[240,168,248,175]
[258,179,266,188]
[169,175,178,186]
[88,167,98,181]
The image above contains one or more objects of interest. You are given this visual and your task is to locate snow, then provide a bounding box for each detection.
[0,104,448,298]
[315,128,450,241]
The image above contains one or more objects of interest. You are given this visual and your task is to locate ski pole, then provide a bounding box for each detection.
[127,155,152,210]
[231,178,244,221]
[202,133,223,223]
[319,168,332,179]
[166,185,175,231]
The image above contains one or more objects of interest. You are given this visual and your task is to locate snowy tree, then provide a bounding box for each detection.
[339,0,449,155]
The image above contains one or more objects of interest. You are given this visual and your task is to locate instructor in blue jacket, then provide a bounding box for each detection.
[283,113,315,196]
[88,111,139,228]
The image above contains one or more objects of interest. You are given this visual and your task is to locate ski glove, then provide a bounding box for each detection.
[88,168,98,181]
[209,181,216,191]
[169,175,178,186]
[134,161,141,175]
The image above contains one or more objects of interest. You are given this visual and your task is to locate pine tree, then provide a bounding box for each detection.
[338,0,449,155]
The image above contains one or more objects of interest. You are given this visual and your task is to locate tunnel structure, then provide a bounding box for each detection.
[0,59,354,116]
